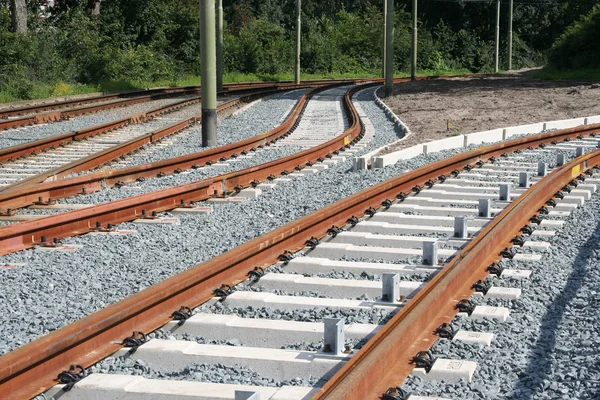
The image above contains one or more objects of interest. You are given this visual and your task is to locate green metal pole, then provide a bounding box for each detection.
[507,0,513,70]
[384,0,394,97]
[216,0,223,92]
[295,0,301,85]
[382,1,387,79]
[411,0,417,81]
[200,0,217,147]
[494,0,500,73]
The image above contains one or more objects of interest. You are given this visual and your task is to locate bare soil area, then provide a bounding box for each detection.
[378,73,600,152]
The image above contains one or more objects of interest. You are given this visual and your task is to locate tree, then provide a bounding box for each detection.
[9,0,26,33]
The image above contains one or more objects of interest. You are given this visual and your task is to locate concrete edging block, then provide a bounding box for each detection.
[424,135,465,154]
[504,122,545,138]
[465,128,504,146]
[586,115,600,125]
[373,144,424,168]
[544,117,586,131]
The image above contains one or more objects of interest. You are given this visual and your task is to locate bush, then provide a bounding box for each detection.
[548,4,600,69]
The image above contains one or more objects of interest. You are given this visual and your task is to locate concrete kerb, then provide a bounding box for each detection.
[370,112,600,169]
[353,86,412,171]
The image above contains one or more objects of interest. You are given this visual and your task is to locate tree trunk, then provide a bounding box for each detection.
[10,0,27,34]
[91,0,102,16]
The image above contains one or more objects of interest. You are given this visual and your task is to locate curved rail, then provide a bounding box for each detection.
[0,119,598,399]
[0,87,295,194]
[0,84,332,211]
[0,79,372,130]
[0,82,372,255]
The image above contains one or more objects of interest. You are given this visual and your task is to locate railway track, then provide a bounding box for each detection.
[0,78,599,399]
[0,83,347,195]
[0,80,353,131]
[0,83,351,216]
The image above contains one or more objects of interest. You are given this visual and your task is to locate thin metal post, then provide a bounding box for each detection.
[382,273,400,302]
[411,0,417,81]
[507,0,513,70]
[216,0,223,92]
[479,199,491,218]
[382,1,387,79]
[295,0,301,85]
[384,0,394,97]
[454,216,468,239]
[323,318,345,356]
[519,172,530,188]
[423,241,438,266]
[200,0,217,147]
[499,184,511,201]
[494,0,500,73]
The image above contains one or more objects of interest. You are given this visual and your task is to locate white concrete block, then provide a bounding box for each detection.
[389,204,503,217]
[470,305,510,321]
[118,340,346,381]
[207,197,247,203]
[500,269,532,279]
[308,242,455,262]
[220,291,399,311]
[453,330,494,346]
[46,373,316,400]
[170,206,213,215]
[28,203,92,210]
[370,212,491,228]
[465,128,504,145]
[423,135,465,154]
[522,240,551,250]
[163,313,380,347]
[284,257,441,276]
[256,183,277,190]
[88,229,136,236]
[486,286,521,300]
[331,231,458,249]
[540,220,564,228]
[412,358,477,383]
[36,244,83,252]
[256,273,422,299]
[544,118,585,130]
[132,217,181,225]
[373,144,424,168]
[237,188,262,199]
[586,115,600,125]
[512,253,543,262]
[504,122,545,138]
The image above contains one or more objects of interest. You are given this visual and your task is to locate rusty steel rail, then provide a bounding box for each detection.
[0,96,203,162]
[0,79,371,130]
[0,84,331,211]
[0,86,202,120]
[0,80,357,168]
[0,81,373,255]
[1,122,598,399]
[313,153,600,400]
[0,85,309,196]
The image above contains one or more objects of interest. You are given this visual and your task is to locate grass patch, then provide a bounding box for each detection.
[0,68,481,104]
[529,67,600,80]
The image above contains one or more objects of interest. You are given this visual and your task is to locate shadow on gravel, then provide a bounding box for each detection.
[509,218,600,400]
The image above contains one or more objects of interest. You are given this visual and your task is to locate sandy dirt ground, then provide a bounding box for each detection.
[377,72,600,152]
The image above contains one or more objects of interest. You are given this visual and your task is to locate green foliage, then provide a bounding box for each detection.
[0,0,596,102]
[548,4,600,70]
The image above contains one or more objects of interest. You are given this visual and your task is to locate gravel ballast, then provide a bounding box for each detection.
[102,89,310,169]
[0,84,593,400]
[0,96,199,150]
[401,181,600,399]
